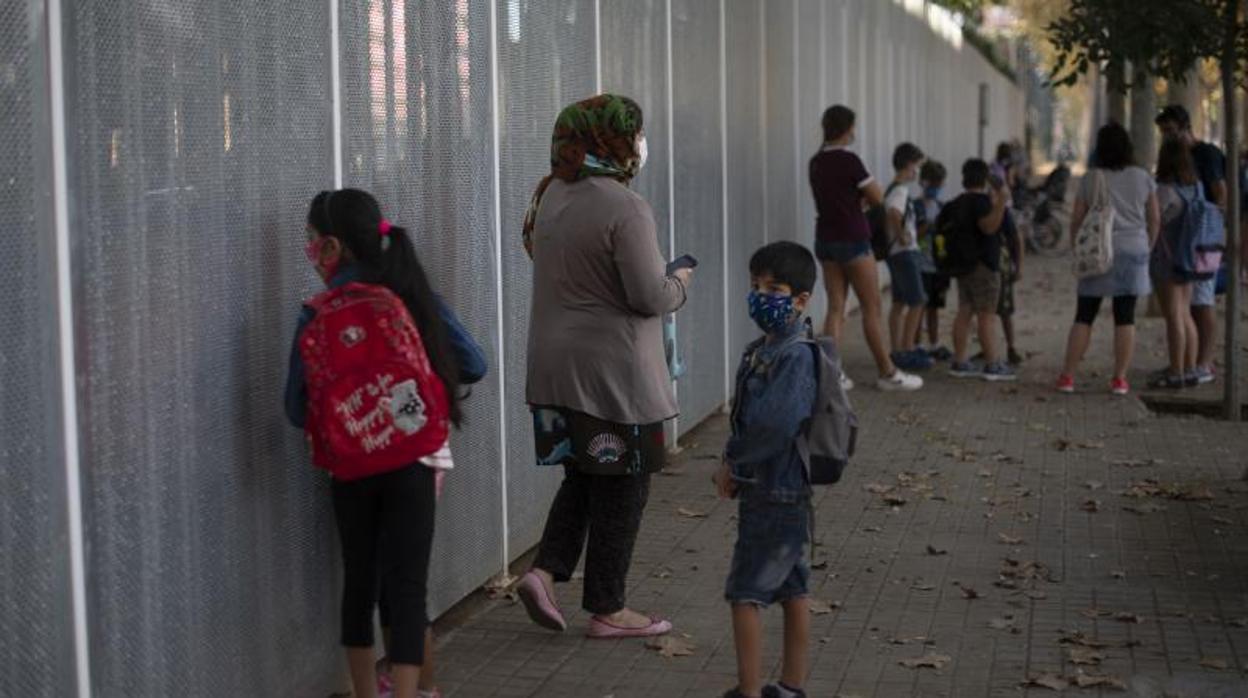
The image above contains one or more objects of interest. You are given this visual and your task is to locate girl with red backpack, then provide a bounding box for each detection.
[285,189,484,698]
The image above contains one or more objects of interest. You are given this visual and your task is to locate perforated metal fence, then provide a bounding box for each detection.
[4,0,1022,694]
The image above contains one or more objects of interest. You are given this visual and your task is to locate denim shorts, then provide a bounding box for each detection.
[887,251,927,307]
[1193,275,1216,307]
[724,496,811,606]
[815,239,871,264]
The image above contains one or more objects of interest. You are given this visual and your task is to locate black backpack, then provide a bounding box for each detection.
[932,194,980,276]
[866,183,903,261]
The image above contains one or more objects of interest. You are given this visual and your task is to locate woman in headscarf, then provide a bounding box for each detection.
[516,94,692,639]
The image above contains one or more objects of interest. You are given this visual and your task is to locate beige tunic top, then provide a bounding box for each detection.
[525,177,688,425]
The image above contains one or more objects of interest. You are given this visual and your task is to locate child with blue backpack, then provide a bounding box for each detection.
[285,189,485,698]
[715,241,821,698]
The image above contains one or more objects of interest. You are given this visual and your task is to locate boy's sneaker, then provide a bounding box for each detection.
[892,350,933,371]
[1191,366,1216,385]
[981,361,1017,382]
[839,371,855,391]
[763,683,808,698]
[1007,348,1024,365]
[877,369,923,391]
[1055,374,1075,393]
[1148,372,1185,389]
[930,345,954,361]
[1110,377,1130,396]
[949,360,982,378]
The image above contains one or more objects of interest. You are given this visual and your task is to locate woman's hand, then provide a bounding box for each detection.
[712,461,737,499]
[673,267,695,287]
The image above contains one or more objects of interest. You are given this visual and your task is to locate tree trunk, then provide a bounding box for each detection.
[1223,0,1243,422]
[1130,69,1157,169]
[1106,63,1128,125]
[1167,68,1202,134]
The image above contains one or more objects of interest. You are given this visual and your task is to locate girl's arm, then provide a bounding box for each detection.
[435,295,488,385]
[283,308,315,429]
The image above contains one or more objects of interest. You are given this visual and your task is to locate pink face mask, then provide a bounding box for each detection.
[304,236,340,283]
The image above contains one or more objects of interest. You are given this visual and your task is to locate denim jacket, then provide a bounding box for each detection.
[724,319,817,504]
[283,265,489,429]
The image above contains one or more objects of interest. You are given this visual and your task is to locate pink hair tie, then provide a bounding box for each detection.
[378,218,393,236]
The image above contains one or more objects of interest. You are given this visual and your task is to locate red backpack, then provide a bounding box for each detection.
[299,282,450,481]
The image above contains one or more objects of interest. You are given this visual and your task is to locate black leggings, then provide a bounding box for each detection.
[1075,295,1137,327]
[534,466,651,615]
[332,463,436,665]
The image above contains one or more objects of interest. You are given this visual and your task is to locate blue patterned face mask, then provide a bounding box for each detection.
[924,186,943,199]
[747,290,796,333]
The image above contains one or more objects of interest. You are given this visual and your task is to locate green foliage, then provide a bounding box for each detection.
[1047,0,1227,91]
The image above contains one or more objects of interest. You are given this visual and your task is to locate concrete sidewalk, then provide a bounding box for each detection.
[432,253,1248,698]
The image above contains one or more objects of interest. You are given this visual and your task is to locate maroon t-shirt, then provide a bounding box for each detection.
[809,147,873,243]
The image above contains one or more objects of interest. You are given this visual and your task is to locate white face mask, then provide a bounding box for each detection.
[637,136,648,171]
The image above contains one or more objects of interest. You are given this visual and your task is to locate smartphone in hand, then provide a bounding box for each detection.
[666,254,698,276]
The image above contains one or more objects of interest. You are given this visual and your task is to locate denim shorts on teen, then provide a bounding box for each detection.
[815,239,872,264]
[887,250,928,307]
[724,495,811,606]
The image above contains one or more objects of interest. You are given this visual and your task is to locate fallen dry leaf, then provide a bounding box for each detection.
[998,533,1025,545]
[883,494,908,506]
[960,586,981,600]
[988,616,1017,631]
[926,544,948,556]
[1085,480,1105,490]
[653,568,673,579]
[911,582,936,591]
[1229,618,1248,628]
[1068,647,1106,666]
[1080,608,1113,620]
[809,599,840,615]
[1071,671,1127,689]
[1025,590,1048,600]
[1200,657,1229,671]
[864,483,894,494]
[886,635,930,645]
[1058,631,1110,649]
[1114,612,1145,624]
[645,635,695,658]
[898,652,951,669]
[977,469,994,478]
[1110,570,1126,580]
[1021,673,1069,690]
[1112,457,1162,468]
[1081,498,1102,512]
[1123,502,1167,515]
[676,507,708,519]
[862,525,883,533]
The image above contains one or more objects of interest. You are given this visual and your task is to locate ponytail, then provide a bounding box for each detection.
[308,189,464,427]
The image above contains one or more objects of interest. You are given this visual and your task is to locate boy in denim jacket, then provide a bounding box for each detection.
[714,241,817,698]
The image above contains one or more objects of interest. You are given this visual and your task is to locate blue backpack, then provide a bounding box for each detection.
[1173,184,1225,279]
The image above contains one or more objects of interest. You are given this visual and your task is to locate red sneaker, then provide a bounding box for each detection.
[1110,377,1129,396]
[1055,374,1075,393]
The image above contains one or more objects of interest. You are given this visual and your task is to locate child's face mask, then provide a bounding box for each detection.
[924,185,942,199]
[747,289,796,333]
[305,235,341,284]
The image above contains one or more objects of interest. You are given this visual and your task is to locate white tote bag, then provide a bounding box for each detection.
[1073,170,1115,278]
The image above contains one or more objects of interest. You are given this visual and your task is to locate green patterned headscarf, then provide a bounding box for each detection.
[522,94,645,256]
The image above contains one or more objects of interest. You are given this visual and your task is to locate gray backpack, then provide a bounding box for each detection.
[795,330,858,485]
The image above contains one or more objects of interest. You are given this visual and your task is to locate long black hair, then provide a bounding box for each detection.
[308,189,463,427]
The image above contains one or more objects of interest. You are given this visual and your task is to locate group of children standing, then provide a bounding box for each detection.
[280,99,1030,698]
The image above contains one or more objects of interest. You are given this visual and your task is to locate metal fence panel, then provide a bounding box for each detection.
[340,0,505,615]
[725,0,766,362]
[671,0,726,428]
[495,0,597,558]
[0,1,75,695]
[65,0,340,693]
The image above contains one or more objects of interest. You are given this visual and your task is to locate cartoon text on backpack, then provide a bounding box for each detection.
[301,283,450,481]
[388,379,428,435]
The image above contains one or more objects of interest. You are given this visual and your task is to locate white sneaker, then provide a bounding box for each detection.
[877,370,923,391]
[839,372,855,391]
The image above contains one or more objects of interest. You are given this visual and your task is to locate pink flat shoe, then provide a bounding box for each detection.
[516,571,567,631]
[586,615,673,639]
